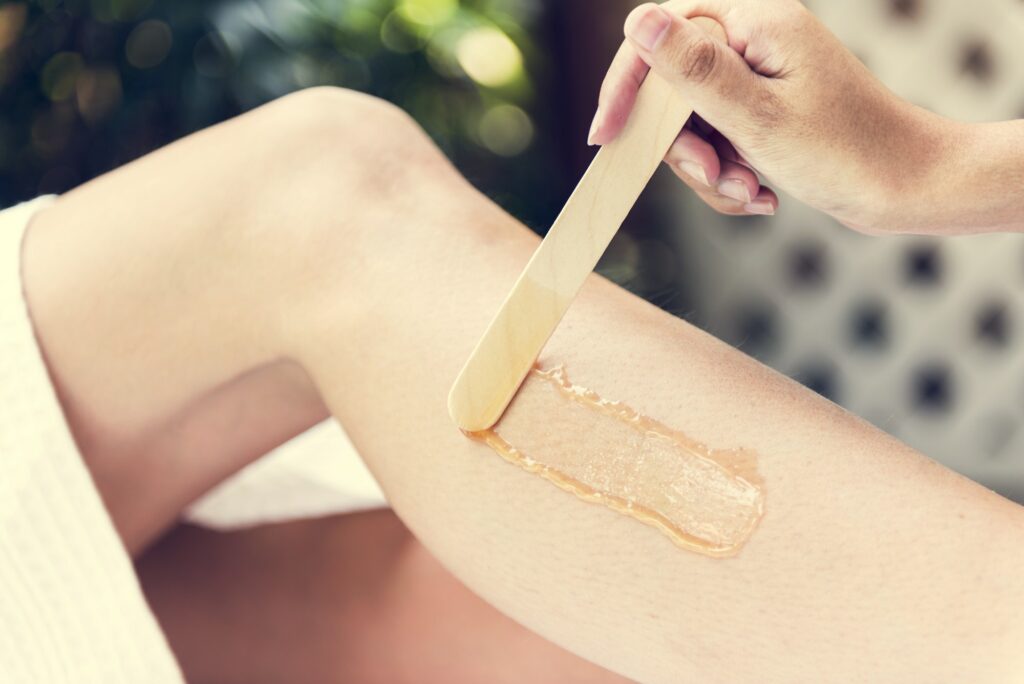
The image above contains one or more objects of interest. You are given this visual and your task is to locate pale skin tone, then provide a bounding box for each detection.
[17,3,1024,681]
[25,91,628,684]
[138,513,626,684]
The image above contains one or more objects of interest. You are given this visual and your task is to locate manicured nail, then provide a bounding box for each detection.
[718,179,752,203]
[744,201,775,216]
[677,160,708,185]
[588,110,601,146]
[625,5,672,52]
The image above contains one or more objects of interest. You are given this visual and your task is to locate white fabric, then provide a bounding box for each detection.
[0,197,183,683]
[0,197,388,681]
[186,418,387,530]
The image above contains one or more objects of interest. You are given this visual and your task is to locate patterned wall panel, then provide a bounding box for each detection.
[666,0,1024,500]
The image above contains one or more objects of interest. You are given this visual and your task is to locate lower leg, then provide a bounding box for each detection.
[138,511,629,684]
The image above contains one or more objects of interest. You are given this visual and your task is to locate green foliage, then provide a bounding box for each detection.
[0,0,560,226]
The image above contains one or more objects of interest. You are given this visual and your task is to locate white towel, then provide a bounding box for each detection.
[185,417,388,530]
[0,196,184,683]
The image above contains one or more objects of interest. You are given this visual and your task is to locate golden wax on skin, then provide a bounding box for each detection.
[469,367,765,557]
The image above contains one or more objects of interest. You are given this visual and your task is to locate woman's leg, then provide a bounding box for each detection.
[137,511,629,684]
[23,87,1024,682]
[21,89,365,550]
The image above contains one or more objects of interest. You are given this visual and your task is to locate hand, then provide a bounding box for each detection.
[590,0,955,233]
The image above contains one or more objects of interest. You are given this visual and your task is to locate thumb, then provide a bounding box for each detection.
[624,3,765,122]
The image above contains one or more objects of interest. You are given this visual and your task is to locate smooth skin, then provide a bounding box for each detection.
[138,513,628,684]
[23,90,628,684]
[22,86,1024,683]
[591,0,1024,234]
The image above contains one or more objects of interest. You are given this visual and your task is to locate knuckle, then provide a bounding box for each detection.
[675,36,718,84]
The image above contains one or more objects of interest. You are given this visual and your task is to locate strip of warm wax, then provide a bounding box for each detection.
[470,367,765,557]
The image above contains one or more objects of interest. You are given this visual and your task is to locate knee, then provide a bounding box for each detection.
[254,87,446,198]
[268,86,413,147]
[231,88,462,332]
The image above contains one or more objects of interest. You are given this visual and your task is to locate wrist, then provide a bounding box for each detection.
[956,119,1024,232]
[896,117,1024,235]
[866,107,962,235]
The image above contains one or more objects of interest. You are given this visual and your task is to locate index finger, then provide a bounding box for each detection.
[589,0,727,146]
[589,40,650,146]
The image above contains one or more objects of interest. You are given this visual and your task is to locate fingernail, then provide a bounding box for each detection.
[625,5,671,52]
[588,111,601,146]
[677,160,708,185]
[744,201,775,216]
[718,179,752,203]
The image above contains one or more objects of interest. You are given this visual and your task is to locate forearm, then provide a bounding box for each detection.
[955,119,1024,232]
[840,103,1024,235]
[906,117,1024,235]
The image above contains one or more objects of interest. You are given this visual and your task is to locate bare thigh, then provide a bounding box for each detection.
[137,510,630,684]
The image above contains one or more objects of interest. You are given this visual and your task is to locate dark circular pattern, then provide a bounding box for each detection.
[849,299,888,349]
[889,0,923,20]
[728,300,780,359]
[788,241,828,288]
[974,300,1010,347]
[794,361,841,402]
[912,363,953,412]
[904,243,942,286]
[960,39,996,83]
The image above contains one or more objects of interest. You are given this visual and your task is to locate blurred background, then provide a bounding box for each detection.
[2,0,1022,501]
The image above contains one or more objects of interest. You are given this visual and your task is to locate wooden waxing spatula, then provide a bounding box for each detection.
[449,17,726,432]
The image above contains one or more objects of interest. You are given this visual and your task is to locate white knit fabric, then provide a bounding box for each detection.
[0,197,184,683]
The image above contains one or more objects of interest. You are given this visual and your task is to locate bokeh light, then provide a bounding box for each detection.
[0,0,560,229]
[380,10,426,53]
[396,0,457,32]
[89,0,154,23]
[0,3,27,53]
[455,25,522,87]
[41,52,84,101]
[76,68,123,124]
[125,19,173,69]
[478,103,533,156]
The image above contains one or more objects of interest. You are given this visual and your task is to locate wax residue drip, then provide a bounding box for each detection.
[468,366,765,557]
